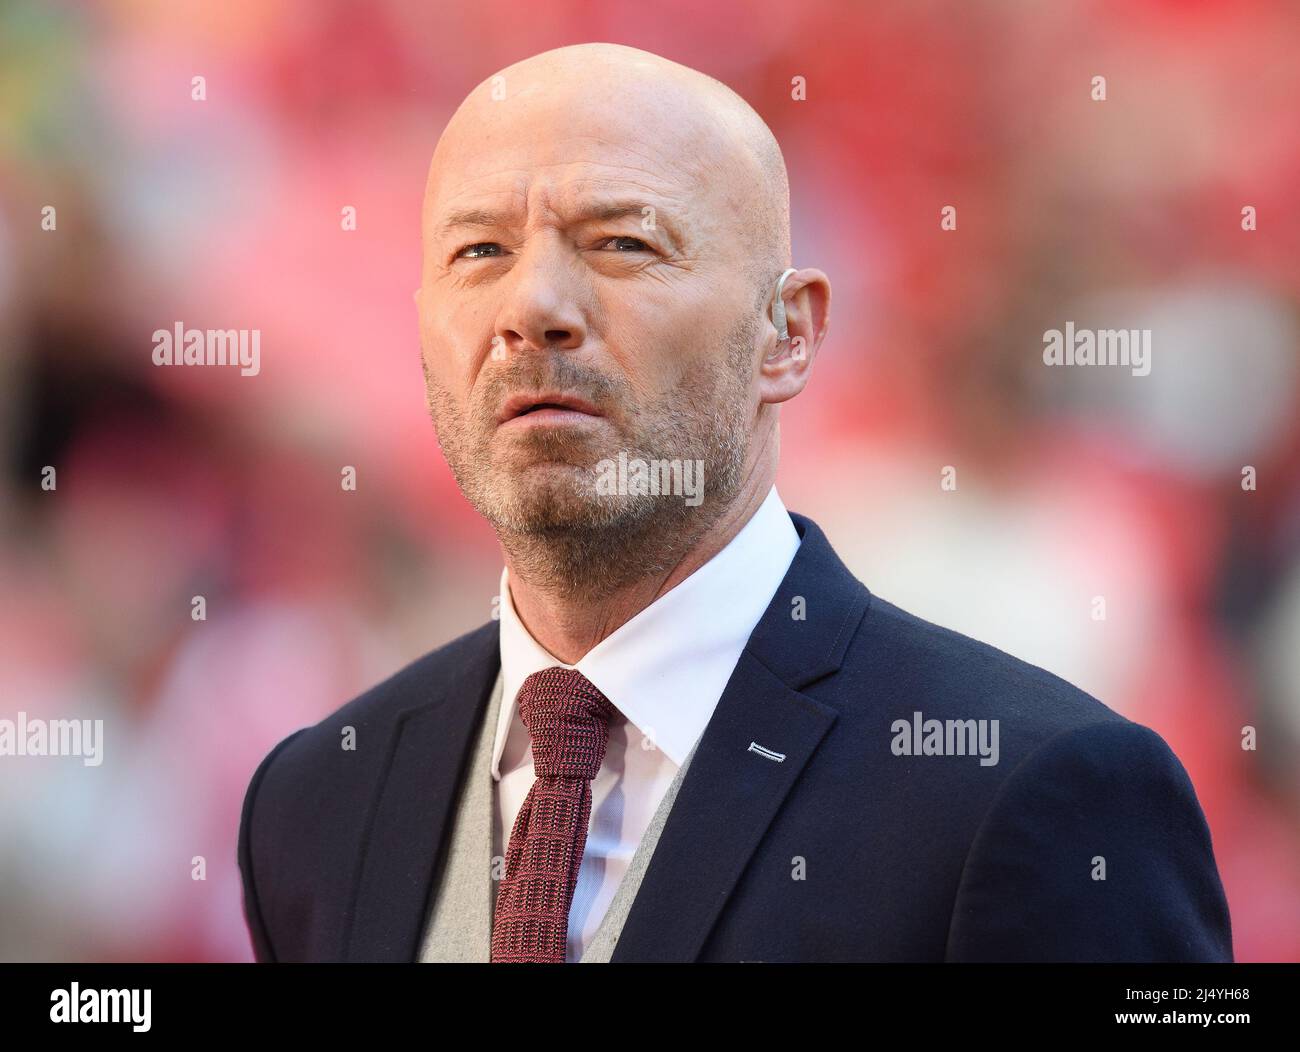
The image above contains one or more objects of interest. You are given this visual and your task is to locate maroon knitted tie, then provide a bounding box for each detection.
[490,666,617,963]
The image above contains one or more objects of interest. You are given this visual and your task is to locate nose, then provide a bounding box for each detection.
[494,235,587,355]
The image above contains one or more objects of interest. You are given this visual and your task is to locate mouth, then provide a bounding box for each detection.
[497,391,605,426]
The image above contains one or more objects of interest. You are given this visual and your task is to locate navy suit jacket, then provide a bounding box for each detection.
[237,511,1233,962]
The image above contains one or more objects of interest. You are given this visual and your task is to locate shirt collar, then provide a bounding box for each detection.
[492,485,801,776]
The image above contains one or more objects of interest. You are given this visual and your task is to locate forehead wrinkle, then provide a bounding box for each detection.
[435,140,699,210]
[432,169,694,250]
[429,86,731,211]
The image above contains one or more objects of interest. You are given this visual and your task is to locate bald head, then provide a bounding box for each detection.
[422,42,790,308]
[414,43,828,598]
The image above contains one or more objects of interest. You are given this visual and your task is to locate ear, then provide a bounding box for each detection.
[759,267,831,405]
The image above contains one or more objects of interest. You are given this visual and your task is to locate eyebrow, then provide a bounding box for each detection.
[437,199,681,249]
[437,207,503,234]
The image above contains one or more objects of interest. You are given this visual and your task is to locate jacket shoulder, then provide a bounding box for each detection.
[845,591,1124,734]
[946,718,1233,960]
[236,619,497,960]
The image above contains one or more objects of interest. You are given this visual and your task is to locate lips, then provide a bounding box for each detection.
[497,391,603,424]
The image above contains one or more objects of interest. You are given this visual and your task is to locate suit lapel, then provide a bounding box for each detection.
[610,513,871,961]
[609,652,837,961]
[344,623,500,962]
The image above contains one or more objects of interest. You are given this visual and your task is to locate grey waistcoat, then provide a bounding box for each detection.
[418,670,698,962]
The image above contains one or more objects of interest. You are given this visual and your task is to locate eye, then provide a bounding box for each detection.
[599,236,652,252]
[455,242,504,259]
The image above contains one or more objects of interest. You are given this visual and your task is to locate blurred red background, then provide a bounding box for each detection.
[1,0,1297,961]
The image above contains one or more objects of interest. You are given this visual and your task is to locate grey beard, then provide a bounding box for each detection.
[427,310,758,602]
[494,439,747,602]
[499,504,707,601]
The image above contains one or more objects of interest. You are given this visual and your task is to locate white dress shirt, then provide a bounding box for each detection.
[493,484,801,961]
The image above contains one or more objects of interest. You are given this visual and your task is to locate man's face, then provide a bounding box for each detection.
[416,82,764,537]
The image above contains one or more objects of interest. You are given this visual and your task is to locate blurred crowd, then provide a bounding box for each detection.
[1,0,1297,961]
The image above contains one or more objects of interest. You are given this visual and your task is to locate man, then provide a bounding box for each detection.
[237,43,1232,963]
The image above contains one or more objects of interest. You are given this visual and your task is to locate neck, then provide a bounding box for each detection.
[504,465,775,664]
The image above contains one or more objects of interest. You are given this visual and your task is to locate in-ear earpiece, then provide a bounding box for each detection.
[772,268,797,342]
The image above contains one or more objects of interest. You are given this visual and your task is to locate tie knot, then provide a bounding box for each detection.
[516,667,617,780]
